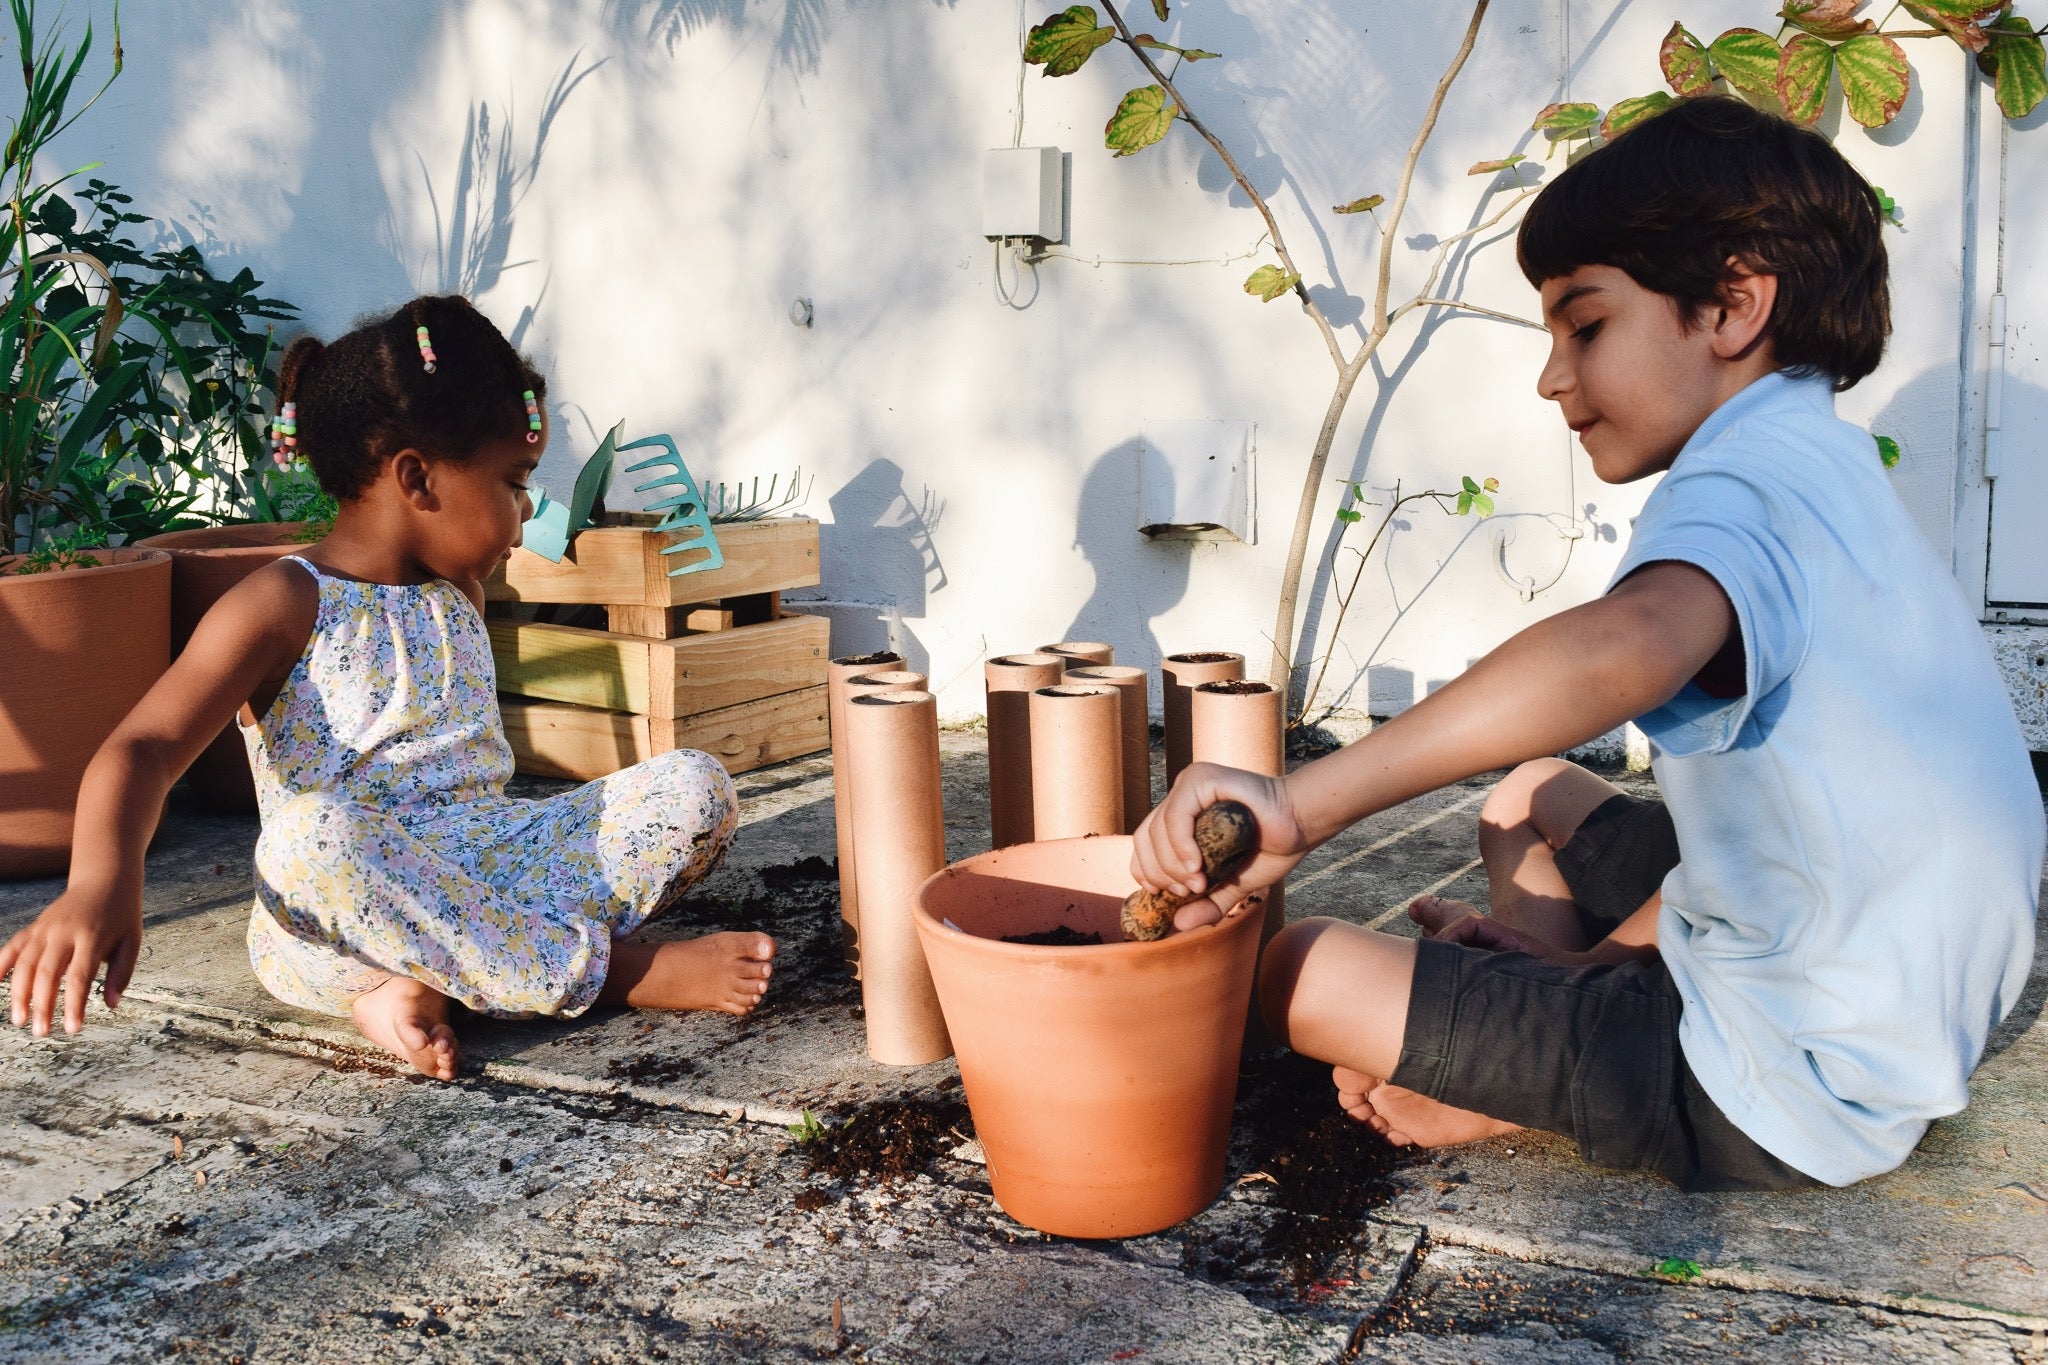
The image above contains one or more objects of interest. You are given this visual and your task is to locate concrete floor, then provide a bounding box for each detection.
[3,734,2046,1363]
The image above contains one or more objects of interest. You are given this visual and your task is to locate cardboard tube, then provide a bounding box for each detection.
[985,652,1067,848]
[1190,679,1287,944]
[829,651,902,977]
[1162,652,1245,791]
[1028,684,1125,841]
[1068,664,1150,834]
[851,669,928,693]
[846,689,953,1065]
[1040,641,1114,667]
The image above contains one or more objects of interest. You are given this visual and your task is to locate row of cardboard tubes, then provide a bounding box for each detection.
[825,644,1287,1066]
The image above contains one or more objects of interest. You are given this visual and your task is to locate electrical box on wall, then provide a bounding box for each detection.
[1139,419,1257,544]
[982,146,1064,243]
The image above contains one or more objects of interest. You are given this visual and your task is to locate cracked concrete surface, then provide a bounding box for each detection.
[3,734,2046,1362]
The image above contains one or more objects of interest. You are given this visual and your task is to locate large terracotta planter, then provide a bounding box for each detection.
[0,548,173,879]
[136,522,312,812]
[914,834,1263,1238]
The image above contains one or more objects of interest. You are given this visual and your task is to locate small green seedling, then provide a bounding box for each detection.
[787,1110,827,1145]
[1652,1256,1703,1282]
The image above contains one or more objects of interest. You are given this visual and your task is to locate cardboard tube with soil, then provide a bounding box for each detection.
[914,833,1263,1238]
[828,651,902,977]
[1066,664,1151,833]
[984,652,1067,848]
[1028,683,1125,841]
[846,689,953,1066]
[1191,679,1288,944]
[1161,651,1244,791]
[1039,641,1114,666]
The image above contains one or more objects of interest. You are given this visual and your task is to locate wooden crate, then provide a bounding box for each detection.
[486,515,829,780]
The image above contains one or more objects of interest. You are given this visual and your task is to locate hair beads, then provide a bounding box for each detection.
[416,325,437,374]
[270,402,300,469]
[524,390,542,444]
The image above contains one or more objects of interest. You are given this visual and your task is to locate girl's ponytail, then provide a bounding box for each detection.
[275,334,326,407]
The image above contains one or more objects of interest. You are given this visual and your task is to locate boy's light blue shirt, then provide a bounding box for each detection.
[1610,370,2043,1187]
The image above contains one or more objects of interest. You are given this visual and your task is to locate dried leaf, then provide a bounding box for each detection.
[172,1135,184,1160]
[1709,28,1787,106]
[1601,91,1675,139]
[1180,48,1221,60]
[1332,193,1385,214]
[1023,5,1112,77]
[1151,0,1168,18]
[1903,0,2002,53]
[194,1169,207,1189]
[1780,0,1874,40]
[1984,13,2048,118]
[1661,22,1716,96]
[1105,84,1177,156]
[1836,32,1911,127]
[1777,33,1836,126]
[1244,264,1301,301]
[1531,101,1602,142]
[1467,154,1527,175]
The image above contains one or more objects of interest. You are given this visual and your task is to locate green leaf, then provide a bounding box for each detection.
[1531,101,1602,142]
[1152,0,1169,18]
[1105,84,1177,156]
[1653,1257,1704,1282]
[1336,506,1362,524]
[1333,193,1385,214]
[1985,14,2048,118]
[1836,32,1911,127]
[787,1110,826,1144]
[1709,28,1786,106]
[1473,493,1495,517]
[1462,475,1482,495]
[1780,0,1875,40]
[1875,434,1903,469]
[1467,154,1528,176]
[1024,6,1112,77]
[1456,490,1474,515]
[1601,91,1674,139]
[1482,476,1501,492]
[1777,33,1835,127]
[1871,184,1904,225]
[1180,49,1221,61]
[1904,1,2005,54]
[1661,23,1717,96]
[1244,264,1301,301]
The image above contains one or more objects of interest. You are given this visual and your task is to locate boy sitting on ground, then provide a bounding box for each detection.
[1133,96,2043,1190]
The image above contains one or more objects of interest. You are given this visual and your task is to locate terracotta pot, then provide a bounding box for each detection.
[1039,641,1113,667]
[136,522,312,812]
[1191,679,1287,943]
[914,834,1263,1238]
[983,652,1066,848]
[828,650,903,976]
[0,549,172,879]
[846,689,952,1065]
[1162,651,1245,790]
[1027,683,1124,840]
[1067,664,1151,833]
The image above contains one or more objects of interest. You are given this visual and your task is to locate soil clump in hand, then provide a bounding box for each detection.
[1121,800,1260,941]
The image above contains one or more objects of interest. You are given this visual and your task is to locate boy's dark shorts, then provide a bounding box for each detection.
[1386,792,1819,1193]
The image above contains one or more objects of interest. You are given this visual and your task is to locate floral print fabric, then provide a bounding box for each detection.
[241,557,738,1018]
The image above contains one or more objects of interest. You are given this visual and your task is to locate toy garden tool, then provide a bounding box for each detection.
[521,420,624,562]
[622,433,725,578]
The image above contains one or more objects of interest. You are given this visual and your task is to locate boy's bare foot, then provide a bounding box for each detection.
[350,975,459,1080]
[1333,1064,1521,1149]
[1408,894,1482,938]
[600,932,777,1016]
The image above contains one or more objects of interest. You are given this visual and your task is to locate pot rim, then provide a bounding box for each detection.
[0,546,171,579]
[135,521,312,551]
[912,834,1265,963]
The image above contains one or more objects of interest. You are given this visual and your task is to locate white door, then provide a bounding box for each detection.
[1986,127,2048,607]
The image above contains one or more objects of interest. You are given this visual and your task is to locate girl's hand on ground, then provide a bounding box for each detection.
[1131,761,1309,911]
[0,890,144,1036]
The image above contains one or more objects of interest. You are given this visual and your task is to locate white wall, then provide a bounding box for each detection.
[61,0,1992,720]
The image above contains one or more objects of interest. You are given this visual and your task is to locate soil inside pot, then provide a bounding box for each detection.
[1201,680,1274,696]
[1170,651,1240,664]
[998,925,1104,946]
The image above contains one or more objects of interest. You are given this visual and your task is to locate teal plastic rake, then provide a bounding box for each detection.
[621,433,725,578]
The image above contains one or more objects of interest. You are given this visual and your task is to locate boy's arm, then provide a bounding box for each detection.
[1135,560,1735,898]
[0,563,315,1036]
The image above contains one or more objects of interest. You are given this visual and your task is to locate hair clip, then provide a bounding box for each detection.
[416,325,437,374]
[524,389,542,444]
[270,402,300,469]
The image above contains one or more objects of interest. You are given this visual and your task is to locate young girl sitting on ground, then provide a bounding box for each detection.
[1,295,776,1077]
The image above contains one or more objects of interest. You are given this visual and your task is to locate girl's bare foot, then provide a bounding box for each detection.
[1333,1064,1520,1148]
[600,932,777,1015]
[1408,894,1483,938]
[350,975,459,1080]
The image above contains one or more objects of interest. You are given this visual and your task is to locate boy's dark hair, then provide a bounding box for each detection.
[1517,95,1889,390]
[275,294,547,501]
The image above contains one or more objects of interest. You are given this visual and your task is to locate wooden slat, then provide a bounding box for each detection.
[603,602,741,638]
[487,516,820,606]
[489,620,652,714]
[655,612,828,718]
[498,685,828,781]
